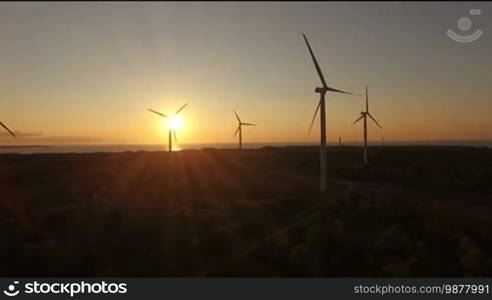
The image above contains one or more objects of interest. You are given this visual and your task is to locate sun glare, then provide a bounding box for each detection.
[166,116,184,130]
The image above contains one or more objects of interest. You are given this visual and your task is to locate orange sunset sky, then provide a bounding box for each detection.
[0,2,491,145]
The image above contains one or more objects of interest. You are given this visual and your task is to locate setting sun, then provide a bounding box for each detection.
[166,116,184,131]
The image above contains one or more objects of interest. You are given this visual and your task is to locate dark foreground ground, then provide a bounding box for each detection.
[1,145,491,277]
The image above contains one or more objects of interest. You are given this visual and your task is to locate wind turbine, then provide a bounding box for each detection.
[352,86,382,166]
[234,110,255,149]
[0,120,16,137]
[148,103,188,152]
[303,33,358,192]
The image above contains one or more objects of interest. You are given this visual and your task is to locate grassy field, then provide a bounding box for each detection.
[1,145,491,276]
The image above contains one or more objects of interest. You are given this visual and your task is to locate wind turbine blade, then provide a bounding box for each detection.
[148,108,167,118]
[234,125,240,137]
[325,86,360,96]
[234,110,241,123]
[308,100,321,134]
[352,115,364,125]
[173,130,178,142]
[175,103,188,114]
[368,113,382,129]
[0,121,16,137]
[365,86,369,112]
[241,122,255,126]
[302,33,327,89]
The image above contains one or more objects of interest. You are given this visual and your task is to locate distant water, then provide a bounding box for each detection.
[0,140,491,154]
[0,143,298,154]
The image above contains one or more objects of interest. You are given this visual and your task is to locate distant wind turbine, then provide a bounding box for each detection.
[0,121,16,137]
[303,33,359,192]
[148,103,188,152]
[352,86,382,166]
[234,110,255,149]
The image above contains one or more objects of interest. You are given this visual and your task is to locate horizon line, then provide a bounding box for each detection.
[1,139,492,147]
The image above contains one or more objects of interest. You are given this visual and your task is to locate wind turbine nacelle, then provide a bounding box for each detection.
[315,87,324,93]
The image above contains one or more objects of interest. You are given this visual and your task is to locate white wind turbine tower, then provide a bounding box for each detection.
[234,110,255,150]
[352,86,382,166]
[0,120,16,138]
[148,103,188,152]
[303,33,359,192]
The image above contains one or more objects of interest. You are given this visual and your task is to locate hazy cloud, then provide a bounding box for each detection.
[0,131,43,137]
